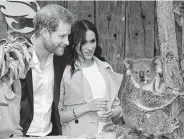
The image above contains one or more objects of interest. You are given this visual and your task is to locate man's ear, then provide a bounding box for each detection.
[123,58,134,75]
[153,56,162,73]
[40,28,49,39]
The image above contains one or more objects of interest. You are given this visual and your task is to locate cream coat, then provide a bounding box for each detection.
[58,57,123,137]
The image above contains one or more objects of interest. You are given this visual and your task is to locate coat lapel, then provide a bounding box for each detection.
[53,55,61,105]
[53,55,67,105]
[26,70,33,109]
[98,67,123,106]
[63,70,93,105]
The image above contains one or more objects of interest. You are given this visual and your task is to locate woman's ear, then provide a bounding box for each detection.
[40,28,49,39]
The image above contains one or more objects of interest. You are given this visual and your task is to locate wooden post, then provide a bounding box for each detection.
[125,1,155,59]
[95,1,125,73]
[67,1,94,23]
[157,1,184,138]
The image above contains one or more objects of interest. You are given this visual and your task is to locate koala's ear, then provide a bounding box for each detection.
[123,58,134,69]
[153,56,162,73]
[123,58,134,75]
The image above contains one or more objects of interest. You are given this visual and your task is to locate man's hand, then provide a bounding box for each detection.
[87,98,108,112]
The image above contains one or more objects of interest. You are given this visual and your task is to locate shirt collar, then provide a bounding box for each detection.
[30,34,35,44]
[31,34,39,64]
[32,49,40,65]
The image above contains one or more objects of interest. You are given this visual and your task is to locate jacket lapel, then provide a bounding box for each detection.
[97,65,123,106]
[53,55,67,105]
[104,70,123,106]
[26,70,33,109]
[53,55,60,105]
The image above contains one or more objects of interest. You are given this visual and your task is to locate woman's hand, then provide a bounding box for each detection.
[87,98,108,112]
[98,108,113,122]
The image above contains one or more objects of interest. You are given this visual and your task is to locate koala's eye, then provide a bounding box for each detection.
[135,71,138,74]
[146,70,150,73]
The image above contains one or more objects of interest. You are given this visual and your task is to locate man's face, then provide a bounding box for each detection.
[44,21,71,56]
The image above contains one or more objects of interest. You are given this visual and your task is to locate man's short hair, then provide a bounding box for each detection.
[33,4,74,37]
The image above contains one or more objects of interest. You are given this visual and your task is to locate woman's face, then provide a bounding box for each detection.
[75,30,96,61]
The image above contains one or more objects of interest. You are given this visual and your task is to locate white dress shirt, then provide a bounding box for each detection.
[26,50,54,136]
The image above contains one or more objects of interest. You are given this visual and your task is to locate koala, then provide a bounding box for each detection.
[121,57,179,138]
[123,56,164,94]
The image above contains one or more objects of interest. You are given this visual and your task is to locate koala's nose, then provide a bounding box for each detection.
[139,71,145,81]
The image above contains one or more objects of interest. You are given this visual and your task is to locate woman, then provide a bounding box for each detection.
[58,20,123,137]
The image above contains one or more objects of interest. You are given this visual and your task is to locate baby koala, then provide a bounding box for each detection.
[124,56,165,94]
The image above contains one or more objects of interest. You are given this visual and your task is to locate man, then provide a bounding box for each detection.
[20,4,74,137]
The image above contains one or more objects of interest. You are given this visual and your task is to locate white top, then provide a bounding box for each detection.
[82,61,107,99]
[26,50,54,136]
[82,61,108,133]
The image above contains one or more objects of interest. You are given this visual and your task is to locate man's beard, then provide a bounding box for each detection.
[43,38,56,53]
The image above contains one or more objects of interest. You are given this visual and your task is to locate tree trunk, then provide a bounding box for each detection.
[157,1,184,138]
[157,1,182,88]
